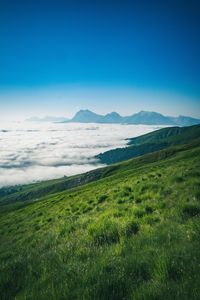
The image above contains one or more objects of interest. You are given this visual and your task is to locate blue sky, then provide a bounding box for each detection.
[0,0,199,120]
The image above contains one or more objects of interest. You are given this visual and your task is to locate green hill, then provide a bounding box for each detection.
[0,135,200,299]
[96,124,200,164]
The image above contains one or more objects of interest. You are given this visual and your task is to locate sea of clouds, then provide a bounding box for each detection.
[0,121,162,187]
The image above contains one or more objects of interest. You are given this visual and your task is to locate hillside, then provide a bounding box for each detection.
[0,138,200,299]
[96,124,200,164]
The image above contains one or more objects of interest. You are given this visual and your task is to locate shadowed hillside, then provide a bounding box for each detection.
[96,124,200,164]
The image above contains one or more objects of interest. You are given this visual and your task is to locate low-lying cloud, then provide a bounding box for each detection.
[0,121,161,187]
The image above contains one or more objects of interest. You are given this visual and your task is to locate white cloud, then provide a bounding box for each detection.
[0,121,161,187]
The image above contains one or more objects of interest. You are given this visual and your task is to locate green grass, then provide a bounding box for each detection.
[0,139,200,299]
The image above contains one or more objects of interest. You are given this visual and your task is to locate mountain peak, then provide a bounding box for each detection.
[71,109,102,123]
[169,115,200,126]
[125,111,174,125]
[79,109,93,113]
[101,112,123,123]
[107,111,121,116]
[137,110,162,115]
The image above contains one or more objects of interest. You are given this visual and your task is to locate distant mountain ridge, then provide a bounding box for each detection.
[26,116,69,122]
[26,110,200,126]
[168,115,200,127]
[123,111,174,125]
[68,109,200,126]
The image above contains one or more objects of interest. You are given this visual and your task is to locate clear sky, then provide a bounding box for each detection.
[0,0,199,120]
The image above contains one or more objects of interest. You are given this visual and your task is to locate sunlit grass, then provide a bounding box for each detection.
[0,142,200,299]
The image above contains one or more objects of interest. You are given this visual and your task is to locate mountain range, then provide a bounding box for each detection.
[67,109,200,126]
[26,110,200,126]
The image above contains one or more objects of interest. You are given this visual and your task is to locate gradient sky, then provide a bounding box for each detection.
[0,0,199,120]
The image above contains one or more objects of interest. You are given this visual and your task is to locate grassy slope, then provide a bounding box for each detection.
[0,139,200,299]
[0,137,197,209]
[96,124,200,164]
[128,124,200,145]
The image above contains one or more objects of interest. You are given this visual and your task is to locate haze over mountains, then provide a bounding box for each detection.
[68,110,200,126]
[26,116,69,122]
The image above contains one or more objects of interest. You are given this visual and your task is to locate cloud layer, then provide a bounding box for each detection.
[0,121,161,187]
